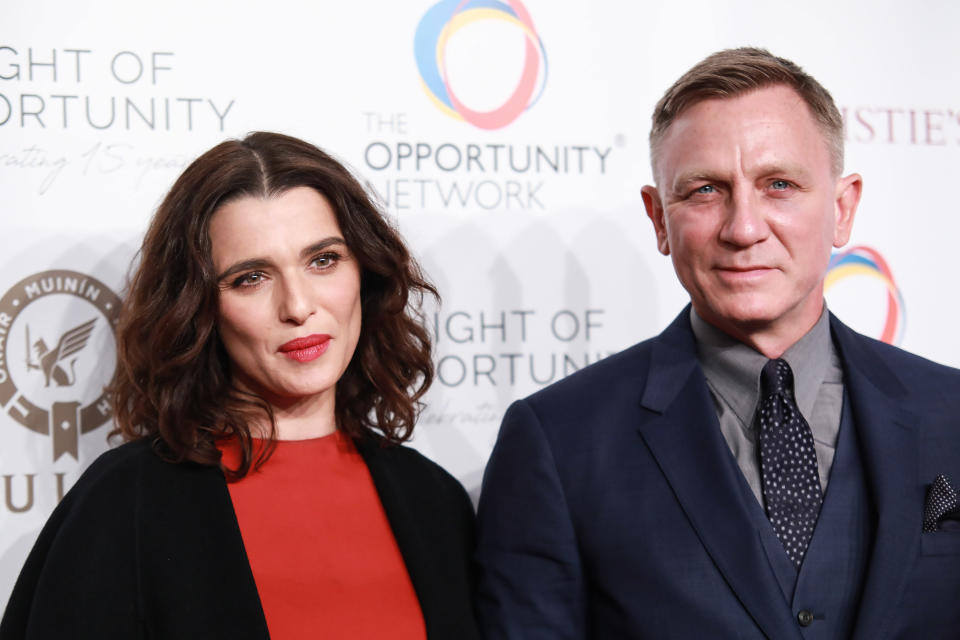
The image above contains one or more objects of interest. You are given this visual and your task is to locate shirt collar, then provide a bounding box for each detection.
[690,306,834,429]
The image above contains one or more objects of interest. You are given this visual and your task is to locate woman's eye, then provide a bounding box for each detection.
[232,272,264,288]
[311,253,340,270]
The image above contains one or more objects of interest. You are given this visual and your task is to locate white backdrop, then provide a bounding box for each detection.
[3,0,959,610]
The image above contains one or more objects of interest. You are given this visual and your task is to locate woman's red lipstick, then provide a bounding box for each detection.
[278,334,330,363]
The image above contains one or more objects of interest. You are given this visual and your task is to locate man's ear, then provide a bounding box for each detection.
[832,173,862,248]
[642,185,670,255]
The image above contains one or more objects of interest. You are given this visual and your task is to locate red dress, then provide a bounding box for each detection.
[219,432,427,640]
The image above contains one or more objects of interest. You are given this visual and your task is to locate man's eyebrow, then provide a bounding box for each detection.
[299,236,348,259]
[669,172,724,195]
[669,163,814,194]
[750,162,812,177]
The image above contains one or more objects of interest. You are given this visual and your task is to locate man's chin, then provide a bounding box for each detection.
[692,292,825,348]
[694,297,780,330]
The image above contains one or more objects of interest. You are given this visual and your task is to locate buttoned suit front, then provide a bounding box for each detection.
[476,308,960,639]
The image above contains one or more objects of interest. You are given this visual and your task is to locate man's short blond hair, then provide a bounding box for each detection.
[649,47,844,178]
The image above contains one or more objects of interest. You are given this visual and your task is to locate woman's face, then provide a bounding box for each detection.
[209,186,362,409]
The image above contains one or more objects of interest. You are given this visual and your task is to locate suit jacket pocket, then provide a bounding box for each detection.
[920,531,960,556]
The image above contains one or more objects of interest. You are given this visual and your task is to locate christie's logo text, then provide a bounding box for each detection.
[842,106,960,146]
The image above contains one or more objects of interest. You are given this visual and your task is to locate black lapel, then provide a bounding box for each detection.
[636,311,803,640]
[356,437,479,640]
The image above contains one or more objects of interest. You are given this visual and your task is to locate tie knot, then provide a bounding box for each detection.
[760,358,794,398]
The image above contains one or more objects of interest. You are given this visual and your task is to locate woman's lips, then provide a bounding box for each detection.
[278,334,331,363]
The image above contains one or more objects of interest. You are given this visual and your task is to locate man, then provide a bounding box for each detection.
[475,48,960,639]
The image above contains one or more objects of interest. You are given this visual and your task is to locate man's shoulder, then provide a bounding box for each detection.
[517,330,672,427]
[858,334,959,376]
[537,337,655,393]
[831,315,960,391]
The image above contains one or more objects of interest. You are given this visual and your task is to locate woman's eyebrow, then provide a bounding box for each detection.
[216,258,273,281]
[216,237,349,281]
[299,236,348,259]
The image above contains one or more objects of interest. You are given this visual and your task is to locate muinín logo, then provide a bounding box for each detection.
[825,246,905,345]
[414,0,548,130]
[0,270,120,461]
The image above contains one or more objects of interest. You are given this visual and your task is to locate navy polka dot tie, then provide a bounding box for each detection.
[758,359,823,568]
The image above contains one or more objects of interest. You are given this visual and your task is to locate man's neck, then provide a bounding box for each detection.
[692,304,826,360]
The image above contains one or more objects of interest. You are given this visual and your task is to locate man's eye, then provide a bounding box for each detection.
[771,180,791,190]
[695,185,716,194]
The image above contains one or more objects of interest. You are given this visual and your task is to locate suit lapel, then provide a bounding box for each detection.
[637,311,803,640]
[831,318,920,640]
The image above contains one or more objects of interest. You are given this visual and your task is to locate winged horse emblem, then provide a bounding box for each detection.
[26,318,97,387]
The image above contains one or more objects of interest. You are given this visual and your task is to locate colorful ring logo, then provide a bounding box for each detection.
[825,246,905,345]
[414,0,548,130]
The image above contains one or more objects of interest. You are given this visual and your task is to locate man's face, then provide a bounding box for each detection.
[642,85,861,354]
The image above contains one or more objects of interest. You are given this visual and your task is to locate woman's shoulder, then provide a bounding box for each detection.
[71,437,201,489]
[15,436,230,584]
[77,436,154,477]
[59,438,153,508]
[354,435,473,511]
[355,434,458,480]
[59,437,224,524]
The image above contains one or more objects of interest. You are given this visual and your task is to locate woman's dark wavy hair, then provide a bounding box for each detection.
[110,131,438,479]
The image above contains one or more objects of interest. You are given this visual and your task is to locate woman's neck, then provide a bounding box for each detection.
[253,388,337,441]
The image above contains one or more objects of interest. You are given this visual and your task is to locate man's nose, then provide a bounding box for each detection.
[718,189,769,247]
[277,274,314,325]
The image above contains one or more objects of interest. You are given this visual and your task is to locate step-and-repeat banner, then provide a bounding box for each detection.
[2,0,959,607]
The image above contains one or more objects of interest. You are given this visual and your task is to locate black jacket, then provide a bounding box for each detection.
[0,436,480,639]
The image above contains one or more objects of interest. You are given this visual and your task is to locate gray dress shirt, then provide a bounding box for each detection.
[690,307,845,504]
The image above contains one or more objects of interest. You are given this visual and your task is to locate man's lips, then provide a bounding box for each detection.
[715,265,776,282]
[716,264,773,271]
[716,265,775,273]
[278,334,331,363]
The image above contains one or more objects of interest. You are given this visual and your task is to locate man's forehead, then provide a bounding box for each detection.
[654,85,831,182]
[667,85,810,131]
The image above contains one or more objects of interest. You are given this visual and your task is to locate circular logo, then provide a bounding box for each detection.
[414,0,548,130]
[0,270,120,460]
[825,246,904,345]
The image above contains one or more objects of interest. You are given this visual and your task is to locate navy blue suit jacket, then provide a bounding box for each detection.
[476,309,960,639]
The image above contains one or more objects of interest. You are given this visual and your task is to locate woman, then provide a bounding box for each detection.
[0,132,480,639]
